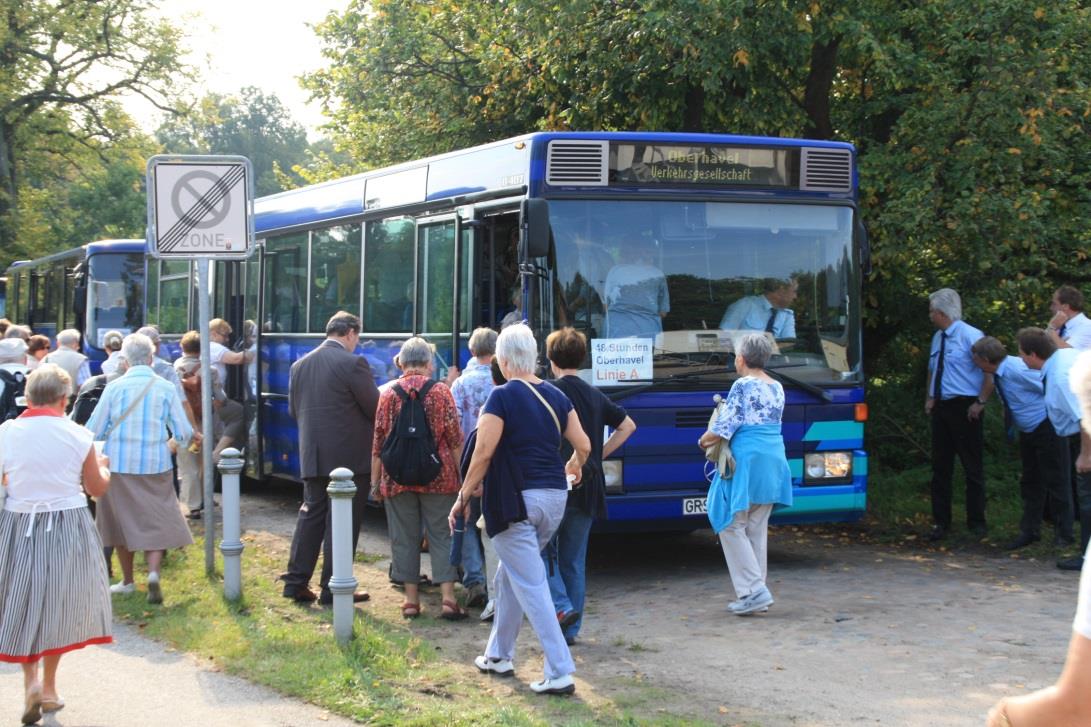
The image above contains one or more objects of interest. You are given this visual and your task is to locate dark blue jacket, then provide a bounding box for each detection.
[460,429,526,537]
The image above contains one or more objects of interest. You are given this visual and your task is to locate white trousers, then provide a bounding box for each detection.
[717,503,773,598]
[485,488,574,679]
[176,445,203,512]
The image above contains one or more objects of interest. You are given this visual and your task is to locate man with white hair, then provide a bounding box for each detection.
[925,288,992,541]
[43,328,89,397]
[0,337,30,420]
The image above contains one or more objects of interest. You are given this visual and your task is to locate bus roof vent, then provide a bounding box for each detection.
[547,140,609,186]
[800,147,853,193]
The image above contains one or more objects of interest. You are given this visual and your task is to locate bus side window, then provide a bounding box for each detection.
[309,224,361,332]
[264,233,307,333]
[364,218,415,332]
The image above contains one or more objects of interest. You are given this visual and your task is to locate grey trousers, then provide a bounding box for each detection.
[283,475,367,594]
[717,503,773,599]
[485,488,575,679]
[384,491,458,584]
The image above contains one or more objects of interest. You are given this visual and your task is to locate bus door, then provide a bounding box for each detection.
[414,213,474,375]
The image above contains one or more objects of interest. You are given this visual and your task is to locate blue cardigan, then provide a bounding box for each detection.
[459,429,527,537]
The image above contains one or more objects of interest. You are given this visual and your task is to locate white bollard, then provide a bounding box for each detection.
[327,467,358,644]
[217,448,245,601]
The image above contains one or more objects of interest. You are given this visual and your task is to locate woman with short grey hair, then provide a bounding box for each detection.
[494,322,538,375]
[87,332,194,605]
[370,337,465,619]
[698,331,792,616]
[0,364,112,720]
[451,323,591,695]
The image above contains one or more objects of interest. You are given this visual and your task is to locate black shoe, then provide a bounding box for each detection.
[1004,532,1039,550]
[283,585,318,603]
[927,526,948,542]
[319,590,371,606]
[1057,556,1085,571]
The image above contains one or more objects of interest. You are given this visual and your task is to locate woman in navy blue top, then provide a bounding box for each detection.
[451,324,590,696]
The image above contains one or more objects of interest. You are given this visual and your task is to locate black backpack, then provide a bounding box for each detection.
[70,374,109,426]
[0,369,28,422]
[380,380,442,487]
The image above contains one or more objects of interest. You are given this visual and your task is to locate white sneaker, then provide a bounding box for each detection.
[480,599,495,622]
[147,573,163,605]
[732,586,774,616]
[728,598,768,614]
[109,581,135,595]
[529,673,575,695]
[473,654,514,676]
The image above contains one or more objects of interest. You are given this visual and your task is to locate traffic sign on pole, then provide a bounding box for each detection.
[145,154,255,576]
[146,155,255,260]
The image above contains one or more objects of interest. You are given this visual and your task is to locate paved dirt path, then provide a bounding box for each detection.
[0,621,356,727]
[243,487,1080,726]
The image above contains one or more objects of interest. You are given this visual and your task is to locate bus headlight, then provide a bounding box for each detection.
[603,460,623,494]
[804,452,853,482]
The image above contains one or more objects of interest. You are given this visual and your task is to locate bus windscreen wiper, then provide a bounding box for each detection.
[765,363,833,402]
[607,365,732,401]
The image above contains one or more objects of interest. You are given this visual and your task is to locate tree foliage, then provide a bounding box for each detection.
[156,87,313,196]
[0,0,188,261]
[306,0,1091,387]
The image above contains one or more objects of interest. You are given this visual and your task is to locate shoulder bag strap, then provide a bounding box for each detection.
[103,376,157,441]
[516,379,562,440]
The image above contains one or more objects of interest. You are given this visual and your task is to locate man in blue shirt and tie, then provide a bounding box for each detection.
[925,288,992,541]
[971,336,1073,550]
[1017,327,1091,571]
[720,277,798,338]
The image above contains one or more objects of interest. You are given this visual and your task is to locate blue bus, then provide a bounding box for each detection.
[6,131,869,529]
[4,240,147,370]
[250,131,868,528]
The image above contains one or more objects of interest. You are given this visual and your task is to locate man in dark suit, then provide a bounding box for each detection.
[281,311,379,604]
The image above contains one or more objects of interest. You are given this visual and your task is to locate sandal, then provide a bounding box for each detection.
[22,684,41,725]
[41,696,65,714]
[401,602,421,618]
[441,599,469,621]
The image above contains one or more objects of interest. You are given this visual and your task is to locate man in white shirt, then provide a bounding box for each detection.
[1047,285,1091,351]
[0,338,30,418]
[720,278,798,339]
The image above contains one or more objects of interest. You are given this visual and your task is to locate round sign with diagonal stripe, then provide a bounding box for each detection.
[147,155,254,259]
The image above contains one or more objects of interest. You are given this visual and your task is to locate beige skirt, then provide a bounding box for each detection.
[96,471,194,551]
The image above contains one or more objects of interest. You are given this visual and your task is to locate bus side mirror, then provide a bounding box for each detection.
[855,218,872,276]
[521,198,550,259]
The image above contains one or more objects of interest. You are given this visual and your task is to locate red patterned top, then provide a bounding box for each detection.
[371,374,463,498]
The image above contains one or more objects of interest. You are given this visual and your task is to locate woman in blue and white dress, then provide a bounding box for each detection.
[698,332,792,616]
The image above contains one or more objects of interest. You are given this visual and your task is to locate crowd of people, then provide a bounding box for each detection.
[924,286,1091,572]
[0,316,253,723]
[3,281,1091,718]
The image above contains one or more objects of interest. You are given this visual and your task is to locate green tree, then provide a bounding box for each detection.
[306,0,1091,387]
[156,87,313,196]
[0,0,187,259]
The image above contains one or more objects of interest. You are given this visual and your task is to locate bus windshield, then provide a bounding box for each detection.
[86,252,145,348]
[544,199,860,385]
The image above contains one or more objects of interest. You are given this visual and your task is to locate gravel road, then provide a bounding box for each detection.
[241,485,1077,726]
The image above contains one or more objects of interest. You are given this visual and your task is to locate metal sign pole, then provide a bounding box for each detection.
[198,258,215,575]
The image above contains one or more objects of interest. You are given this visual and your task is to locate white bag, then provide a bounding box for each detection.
[703,394,735,479]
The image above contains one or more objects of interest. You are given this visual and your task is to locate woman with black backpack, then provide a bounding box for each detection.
[370,337,466,620]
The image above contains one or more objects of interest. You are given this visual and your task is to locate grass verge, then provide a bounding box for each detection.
[110,534,714,726]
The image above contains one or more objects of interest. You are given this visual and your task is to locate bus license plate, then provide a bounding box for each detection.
[682,497,707,516]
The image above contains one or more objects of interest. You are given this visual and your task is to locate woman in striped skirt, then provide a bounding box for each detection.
[0,364,112,724]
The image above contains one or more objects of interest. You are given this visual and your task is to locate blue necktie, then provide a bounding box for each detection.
[993,376,1016,441]
[765,308,778,333]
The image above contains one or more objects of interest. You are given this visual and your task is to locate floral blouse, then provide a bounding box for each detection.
[371,374,463,498]
[710,375,785,441]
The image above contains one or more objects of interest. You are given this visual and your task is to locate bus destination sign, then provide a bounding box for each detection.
[609,143,798,188]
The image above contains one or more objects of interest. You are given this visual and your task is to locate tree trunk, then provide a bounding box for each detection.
[682,83,705,132]
[0,122,17,252]
[803,37,841,140]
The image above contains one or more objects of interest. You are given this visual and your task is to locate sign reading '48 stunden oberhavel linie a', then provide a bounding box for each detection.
[146,155,255,259]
